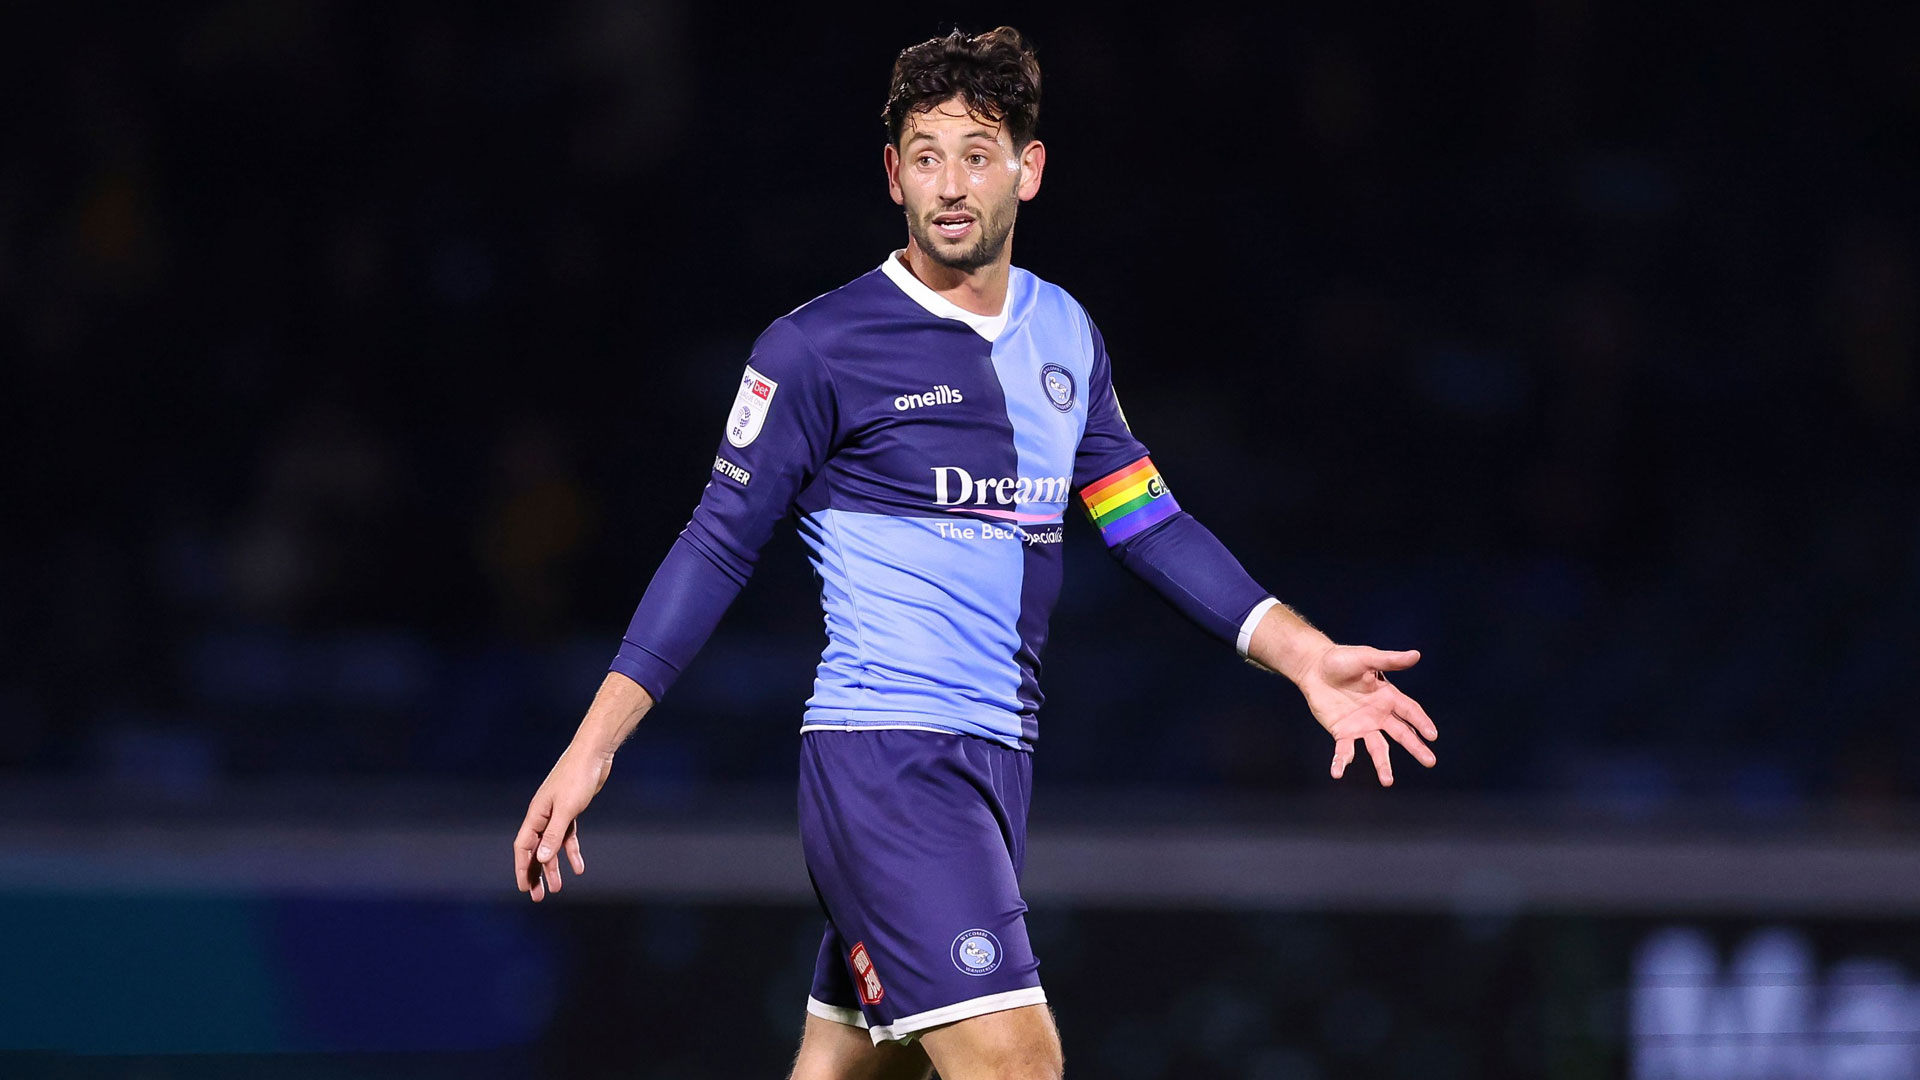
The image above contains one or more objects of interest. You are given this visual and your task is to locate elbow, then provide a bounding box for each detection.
[678,521,754,587]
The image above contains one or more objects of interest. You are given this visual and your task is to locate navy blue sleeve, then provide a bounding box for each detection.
[1112,514,1273,649]
[610,319,837,700]
[1071,320,1152,489]
[1074,317,1273,649]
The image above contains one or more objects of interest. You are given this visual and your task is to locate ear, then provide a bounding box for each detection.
[883,144,905,206]
[1016,139,1046,202]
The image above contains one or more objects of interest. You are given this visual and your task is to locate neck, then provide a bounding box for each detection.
[900,239,1011,316]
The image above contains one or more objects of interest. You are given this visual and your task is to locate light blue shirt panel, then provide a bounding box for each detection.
[990,272,1097,521]
[797,508,1028,747]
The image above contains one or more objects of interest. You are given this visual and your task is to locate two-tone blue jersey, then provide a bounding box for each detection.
[612,254,1274,749]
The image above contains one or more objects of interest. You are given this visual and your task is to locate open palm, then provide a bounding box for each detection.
[1296,645,1438,786]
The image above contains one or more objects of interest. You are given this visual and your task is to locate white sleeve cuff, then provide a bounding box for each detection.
[1236,597,1281,657]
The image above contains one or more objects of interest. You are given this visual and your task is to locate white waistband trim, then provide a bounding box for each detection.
[799,722,968,737]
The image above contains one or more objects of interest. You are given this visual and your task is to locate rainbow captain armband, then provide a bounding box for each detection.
[1080,456,1182,545]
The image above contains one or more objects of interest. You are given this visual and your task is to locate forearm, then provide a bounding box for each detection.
[1109,511,1273,647]
[1105,510,1333,681]
[570,670,655,758]
[1244,602,1334,684]
[610,528,751,700]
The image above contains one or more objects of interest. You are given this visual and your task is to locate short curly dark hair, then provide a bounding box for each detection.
[882,26,1042,149]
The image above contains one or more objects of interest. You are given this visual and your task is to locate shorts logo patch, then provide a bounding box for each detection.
[726,365,778,448]
[849,942,885,1005]
[1040,364,1075,411]
[950,929,1002,976]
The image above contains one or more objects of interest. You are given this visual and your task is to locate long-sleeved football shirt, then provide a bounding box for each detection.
[612,253,1276,748]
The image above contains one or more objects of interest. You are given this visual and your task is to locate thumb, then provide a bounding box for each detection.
[1364,647,1421,672]
[538,808,575,863]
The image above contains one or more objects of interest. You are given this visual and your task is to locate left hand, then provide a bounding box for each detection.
[1295,645,1438,786]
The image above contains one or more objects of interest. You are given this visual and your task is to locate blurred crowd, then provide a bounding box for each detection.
[6,2,1917,810]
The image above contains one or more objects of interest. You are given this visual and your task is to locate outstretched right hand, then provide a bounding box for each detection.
[514,746,611,902]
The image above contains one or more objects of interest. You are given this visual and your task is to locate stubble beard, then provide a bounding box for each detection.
[908,196,1018,272]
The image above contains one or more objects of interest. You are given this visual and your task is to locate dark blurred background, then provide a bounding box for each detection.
[5,2,1918,1077]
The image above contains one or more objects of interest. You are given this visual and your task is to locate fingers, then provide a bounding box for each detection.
[523,833,547,902]
[565,820,585,876]
[1324,682,1438,785]
[514,815,545,896]
[516,764,600,902]
[537,821,567,868]
[1364,730,1393,786]
[1331,737,1355,779]
[516,794,563,901]
[524,823,550,901]
[1385,715,1437,768]
[514,828,533,894]
[537,811,576,896]
[1395,692,1439,742]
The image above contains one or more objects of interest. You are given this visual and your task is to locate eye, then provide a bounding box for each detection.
[917,154,938,167]
[967,153,989,167]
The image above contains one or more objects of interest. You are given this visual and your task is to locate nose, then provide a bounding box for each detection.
[939,158,968,201]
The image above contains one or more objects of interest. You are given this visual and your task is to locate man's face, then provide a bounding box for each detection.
[885,97,1045,272]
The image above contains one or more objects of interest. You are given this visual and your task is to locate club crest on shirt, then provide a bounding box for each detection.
[727,365,778,448]
[950,929,1003,976]
[1040,364,1075,411]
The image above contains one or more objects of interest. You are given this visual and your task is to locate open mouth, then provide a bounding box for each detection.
[932,212,976,240]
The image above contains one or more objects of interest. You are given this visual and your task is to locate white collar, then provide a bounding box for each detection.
[879,250,1011,342]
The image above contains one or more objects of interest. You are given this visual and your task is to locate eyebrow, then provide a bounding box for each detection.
[905,130,1001,148]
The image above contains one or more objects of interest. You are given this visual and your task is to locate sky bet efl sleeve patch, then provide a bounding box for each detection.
[1080,455,1180,546]
[726,365,778,448]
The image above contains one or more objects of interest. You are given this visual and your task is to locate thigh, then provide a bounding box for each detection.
[789,1013,931,1080]
[918,1003,1062,1080]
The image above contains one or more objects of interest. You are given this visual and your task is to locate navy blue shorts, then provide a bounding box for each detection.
[799,728,1045,1043]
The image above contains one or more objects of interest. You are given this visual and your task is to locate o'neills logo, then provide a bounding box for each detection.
[896,384,964,411]
[932,466,1071,524]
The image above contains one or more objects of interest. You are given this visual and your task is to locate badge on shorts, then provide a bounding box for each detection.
[726,365,778,448]
[849,942,885,1004]
[950,929,1002,976]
